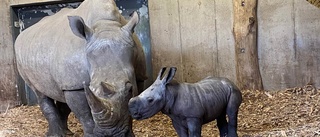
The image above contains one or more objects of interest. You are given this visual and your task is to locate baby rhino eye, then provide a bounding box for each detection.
[147,97,154,103]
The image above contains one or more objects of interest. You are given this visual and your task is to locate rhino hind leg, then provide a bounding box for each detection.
[226,109,239,137]
[226,91,242,137]
[56,101,73,135]
[216,113,228,137]
[34,91,67,137]
[64,91,95,137]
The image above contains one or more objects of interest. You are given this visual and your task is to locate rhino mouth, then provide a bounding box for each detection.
[129,107,154,120]
[130,111,142,120]
[94,124,133,137]
[93,109,133,137]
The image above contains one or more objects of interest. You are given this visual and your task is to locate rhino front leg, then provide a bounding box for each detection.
[186,118,202,137]
[171,119,188,137]
[35,91,65,136]
[64,91,95,137]
[56,101,73,135]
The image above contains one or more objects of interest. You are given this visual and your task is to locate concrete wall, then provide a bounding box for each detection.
[0,0,66,111]
[258,0,320,90]
[149,0,237,84]
[149,0,320,90]
[0,0,18,112]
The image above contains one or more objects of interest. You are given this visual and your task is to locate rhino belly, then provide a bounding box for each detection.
[16,62,66,103]
[14,8,89,102]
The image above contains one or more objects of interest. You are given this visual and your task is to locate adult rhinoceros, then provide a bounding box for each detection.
[14,0,147,136]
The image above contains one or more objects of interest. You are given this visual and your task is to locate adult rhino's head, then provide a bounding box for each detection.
[68,11,139,137]
[128,67,176,120]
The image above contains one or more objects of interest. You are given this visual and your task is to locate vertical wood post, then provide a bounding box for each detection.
[233,0,263,90]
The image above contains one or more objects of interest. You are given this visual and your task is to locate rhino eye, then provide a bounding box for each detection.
[147,97,154,104]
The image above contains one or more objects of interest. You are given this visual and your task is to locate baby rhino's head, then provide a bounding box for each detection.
[128,67,176,120]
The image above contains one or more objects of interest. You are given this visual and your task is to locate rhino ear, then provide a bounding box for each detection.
[68,16,93,41]
[162,67,177,85]
[121,11,139,33]
[157,67,167,80]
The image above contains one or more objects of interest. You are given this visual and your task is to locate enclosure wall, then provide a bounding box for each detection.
[258,0,320,90]
[149,0,320,90]
[0,0,64,111]
[0,0,319,111]
[149,0,237,84]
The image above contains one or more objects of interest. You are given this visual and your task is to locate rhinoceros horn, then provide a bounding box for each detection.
[83,82,105,113]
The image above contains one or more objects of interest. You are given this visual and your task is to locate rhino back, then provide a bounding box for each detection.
[170,77,235,122]
[15,8,89,102]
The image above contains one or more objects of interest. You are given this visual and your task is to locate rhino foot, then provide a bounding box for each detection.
[46,127,70,137]
[65,129,74,136]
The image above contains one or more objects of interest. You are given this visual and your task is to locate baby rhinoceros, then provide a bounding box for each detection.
[128,67,242,137]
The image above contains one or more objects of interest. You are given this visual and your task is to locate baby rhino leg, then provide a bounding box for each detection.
[171,119,188,137]
[216,113,228,137]
[186,118,202,137]
[226,92,241,137]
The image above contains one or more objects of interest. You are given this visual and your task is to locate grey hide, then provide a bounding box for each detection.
[128,67,242,137]
[14,0,147,136]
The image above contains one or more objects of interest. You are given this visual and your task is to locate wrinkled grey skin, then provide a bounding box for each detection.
[14,0,147,136]
[129,67,242,137]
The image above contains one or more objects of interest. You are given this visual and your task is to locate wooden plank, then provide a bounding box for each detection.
[233,0,263,90]
[149,0,183,81]
[178,0,217,83]
[306,0,320,8]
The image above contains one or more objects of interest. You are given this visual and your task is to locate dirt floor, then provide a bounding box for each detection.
[1,85,320,137]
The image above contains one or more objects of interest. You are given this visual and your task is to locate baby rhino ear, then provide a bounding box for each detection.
[156,67,167,80]
[162,67,177,85]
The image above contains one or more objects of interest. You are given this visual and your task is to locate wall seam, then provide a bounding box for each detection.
[213,0,219,77]
[177,0,184,82]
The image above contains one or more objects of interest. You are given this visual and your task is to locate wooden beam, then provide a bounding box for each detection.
[306,0,320,9]
[233,0,263,90]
